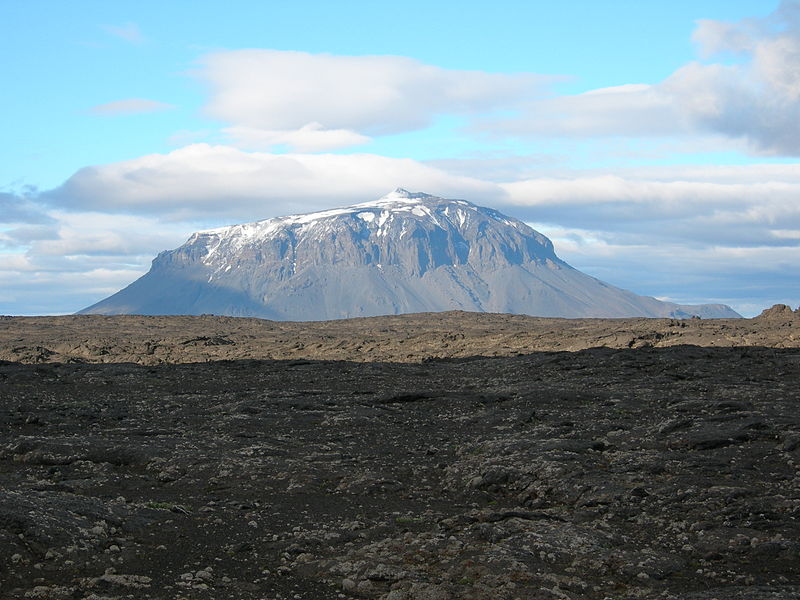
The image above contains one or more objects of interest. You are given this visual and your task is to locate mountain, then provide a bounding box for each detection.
[79,189,740,320]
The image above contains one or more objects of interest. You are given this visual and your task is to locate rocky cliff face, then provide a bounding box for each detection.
[79,189,740,319]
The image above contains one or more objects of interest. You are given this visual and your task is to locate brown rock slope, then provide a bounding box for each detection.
[1,305,799,365]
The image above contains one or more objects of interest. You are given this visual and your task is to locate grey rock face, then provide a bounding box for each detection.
[80,189,740,319]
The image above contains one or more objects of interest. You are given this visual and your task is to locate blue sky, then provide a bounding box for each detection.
[2,0,799,316]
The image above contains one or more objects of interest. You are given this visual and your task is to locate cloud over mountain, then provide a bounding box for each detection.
[44,144,503,220]
[196,50,549,150]
[41,147,800,252]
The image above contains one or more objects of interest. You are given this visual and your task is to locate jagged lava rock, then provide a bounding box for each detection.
[80,189,740,320]
[755,304,800,321]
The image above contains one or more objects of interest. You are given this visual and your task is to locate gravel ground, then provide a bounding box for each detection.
[1,305,799,366]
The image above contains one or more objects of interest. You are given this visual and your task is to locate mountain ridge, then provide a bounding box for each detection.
[80,189,740,319]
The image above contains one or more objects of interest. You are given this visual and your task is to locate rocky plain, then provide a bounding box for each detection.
[2,305,800,599]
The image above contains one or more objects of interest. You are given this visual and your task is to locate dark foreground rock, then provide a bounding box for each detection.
[2,344,800,599]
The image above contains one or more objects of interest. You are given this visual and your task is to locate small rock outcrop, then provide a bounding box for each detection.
[755,304,800,320]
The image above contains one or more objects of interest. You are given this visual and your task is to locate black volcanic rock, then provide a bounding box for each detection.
[80,189,740,319]
[2,345,800,599]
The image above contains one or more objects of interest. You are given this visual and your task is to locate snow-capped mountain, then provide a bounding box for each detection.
[79,189,740,319]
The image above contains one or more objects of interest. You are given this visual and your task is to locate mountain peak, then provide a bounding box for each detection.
[380,188,437,201]
[79,191,741,320]
[198,190,458,239]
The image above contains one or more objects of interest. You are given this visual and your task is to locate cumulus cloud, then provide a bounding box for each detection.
[534,221,800,316]
[489,84,684,138]
[44,144,504,220]
[424,153,559,182]
[692,18,759,56]
[483,164,800,314]
[0,192,54,225]
[2,211,189,261]
[0,225,59,249]
[499,168,800,247]
[90,98,175,115]
[196,50,549,151]
[0,265,149,315]
[484,3,800,156]
[29,212,188,257]
[223,123,370,152]
[0,211,196,314]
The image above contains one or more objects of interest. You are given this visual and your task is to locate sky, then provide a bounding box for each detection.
[2,0,799,317]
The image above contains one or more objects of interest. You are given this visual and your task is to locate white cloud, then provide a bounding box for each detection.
[90,98,174,115]
[0,253,34,272]
[27,212,187,257]
[533,221,800,316]
[500,167,800,247]
[483,3,800,156]
[223,123,370,152]
[424,153,559,182]
[44,144,505,220]
[488,84,683,138]
[0,225,59,248]
[0,265,148,315]
[196,49,549,151]
[0,211,196,314]
[692,18,758,56]
[608,162,800,183]
[0,192,54,225]
[0,212,192,273]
